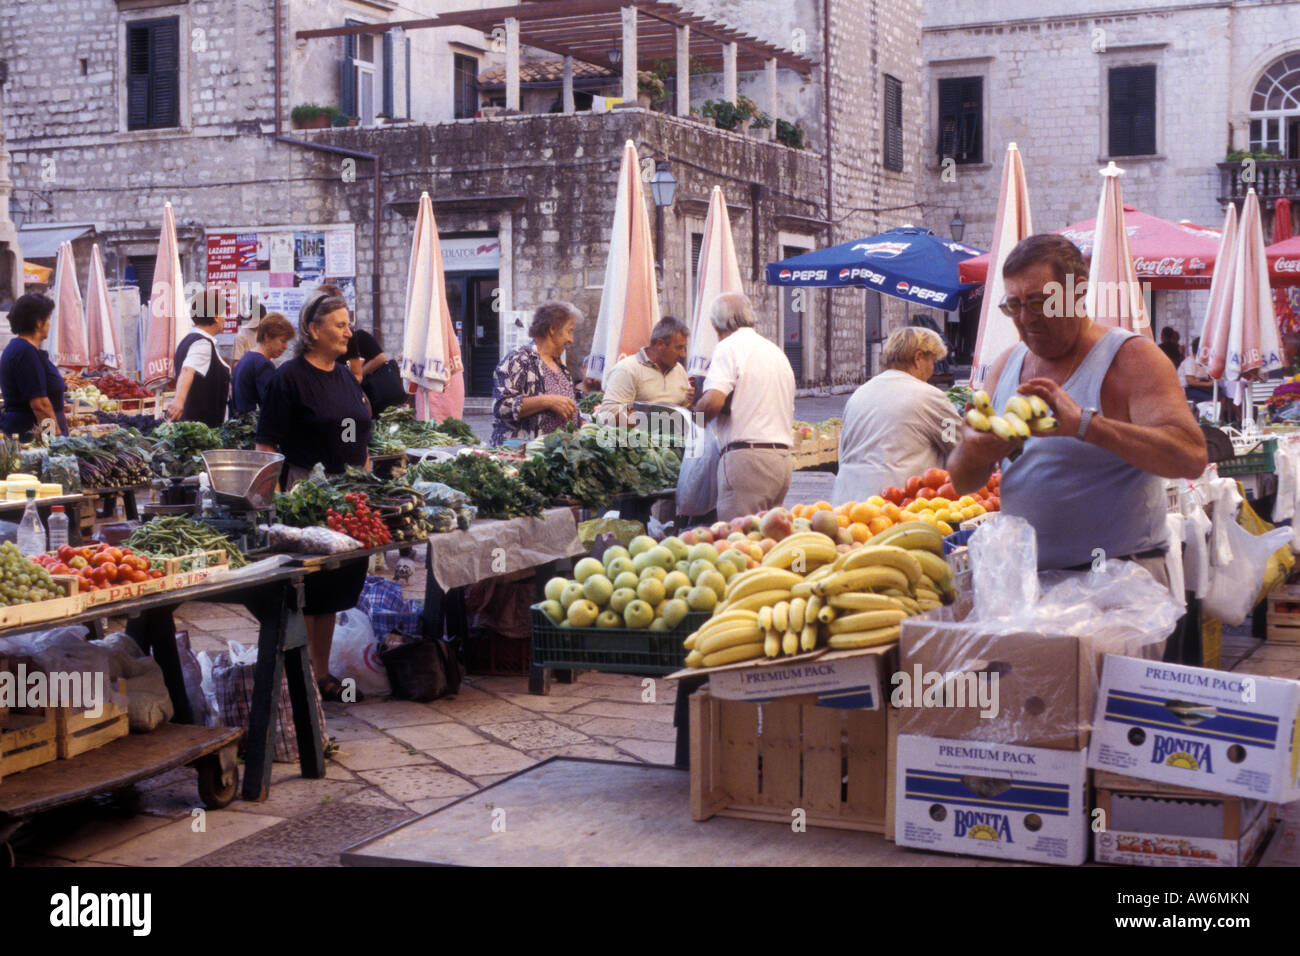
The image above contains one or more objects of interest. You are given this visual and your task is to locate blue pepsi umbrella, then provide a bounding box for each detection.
[765,226,985,312]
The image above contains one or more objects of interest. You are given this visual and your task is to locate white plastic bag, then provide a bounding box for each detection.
[329,609,390,697]
[968,514,1040,626]
[1201,518,1293,625]
[676,423,719,517]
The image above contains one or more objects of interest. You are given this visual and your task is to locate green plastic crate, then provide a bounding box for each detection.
[1218,438,1277,477]
[530,605,711,675]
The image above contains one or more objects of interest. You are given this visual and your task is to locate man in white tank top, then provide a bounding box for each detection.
[947,235,1207,576]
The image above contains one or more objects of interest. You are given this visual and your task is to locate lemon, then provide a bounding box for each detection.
[937,521,954,535]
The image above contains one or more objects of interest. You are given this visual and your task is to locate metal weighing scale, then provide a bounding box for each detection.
[140,450,284,556]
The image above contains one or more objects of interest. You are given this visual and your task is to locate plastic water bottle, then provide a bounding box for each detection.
[17,488,46,557]
[47,505,68,551]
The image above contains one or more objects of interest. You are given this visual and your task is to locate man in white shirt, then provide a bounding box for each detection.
[697,292,796,519]
[1178,336,1214,403]
[598,316,693,427]
[165,290,231,427]
[833,326,960,504]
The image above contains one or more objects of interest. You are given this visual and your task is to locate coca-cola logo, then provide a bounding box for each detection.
[1276,257,1300,273]
[1134,256,1186,276]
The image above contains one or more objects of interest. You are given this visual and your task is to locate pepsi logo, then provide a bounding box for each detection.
[779,269,792,280]
[897,281,910,293]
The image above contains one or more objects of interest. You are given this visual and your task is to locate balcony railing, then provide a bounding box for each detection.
[1218,159,1300,204]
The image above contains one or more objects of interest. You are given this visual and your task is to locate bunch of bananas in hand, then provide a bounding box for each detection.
[964,390,1056,450]
[681,524,956,667]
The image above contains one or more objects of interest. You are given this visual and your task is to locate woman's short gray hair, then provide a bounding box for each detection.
[709,292,756,333]
[295,288,348,357]
[882,326,947,368]
[529,301,581,340]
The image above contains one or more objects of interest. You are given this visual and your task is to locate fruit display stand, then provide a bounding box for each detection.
[791,428,839,471]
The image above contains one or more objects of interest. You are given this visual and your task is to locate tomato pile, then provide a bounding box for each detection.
[93,373,152,399]
[31,543,166,592]
[880,468,1001,512]
[326,492,391,548]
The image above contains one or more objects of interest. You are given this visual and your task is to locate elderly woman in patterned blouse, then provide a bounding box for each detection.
[490,301,583,446]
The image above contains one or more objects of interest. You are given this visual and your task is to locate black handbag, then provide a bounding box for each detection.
[364,359,410,414]
[379,635,463,702]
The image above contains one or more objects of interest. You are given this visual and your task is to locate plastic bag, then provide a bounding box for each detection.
[411,480,470,508]
[329,609,390,697]
[212,640,329,763]
[1202,517,1293,625]
[19,448,49,479]
[675,424,719,517]
[968,514,1040,626]
[260,523,361,554]
[0,625,114,689]
[43,454,81,493]
[174,630,210,726]
[91,633,173,732]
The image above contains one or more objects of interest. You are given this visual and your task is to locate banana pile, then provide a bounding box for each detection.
[682,524,955,668]
[965,390,1056,450]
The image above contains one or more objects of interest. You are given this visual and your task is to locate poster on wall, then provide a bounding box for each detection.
[204,225,357,336]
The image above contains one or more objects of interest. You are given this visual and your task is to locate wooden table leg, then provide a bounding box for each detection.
[241,578,324,802]
[122,488,139,522]
[125,606,194,725]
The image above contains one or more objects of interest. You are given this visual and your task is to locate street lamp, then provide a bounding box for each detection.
[949,211,965,242]
[649,160,676,275]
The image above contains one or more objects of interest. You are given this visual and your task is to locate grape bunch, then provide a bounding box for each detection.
[326,493,391,549]
[0,542,65,606]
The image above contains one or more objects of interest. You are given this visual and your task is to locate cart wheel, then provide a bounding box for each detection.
[0,842,14,868]
[196,750,239,810]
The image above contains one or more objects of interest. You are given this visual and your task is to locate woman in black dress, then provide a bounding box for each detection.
[255,289,373,702]
[0,294,67,441]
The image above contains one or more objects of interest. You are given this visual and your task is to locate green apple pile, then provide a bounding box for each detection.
[539,534,748,631]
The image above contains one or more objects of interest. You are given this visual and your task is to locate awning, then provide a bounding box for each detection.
[16,223,94,260]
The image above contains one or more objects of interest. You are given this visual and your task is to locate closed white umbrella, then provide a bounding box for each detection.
[50,241,89,369]
[1086,162,1151,336]
[1198,203,1238,412]
[1225,189,1283,421]
[970,143,1033,391]
[401,191,465,420]
[585,140,661,383]
[687,185,743,381]
[85,243,122,370]
[142,201,188,387]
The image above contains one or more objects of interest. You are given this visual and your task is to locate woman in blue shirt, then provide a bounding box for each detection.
[230,312,294,416]
[0,294,67,441]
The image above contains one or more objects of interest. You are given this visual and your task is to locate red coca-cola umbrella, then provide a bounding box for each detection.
[1270,198,1300,333]
[959,205,1220,290]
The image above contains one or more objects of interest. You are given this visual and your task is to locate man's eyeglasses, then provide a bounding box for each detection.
[998,295,1050,318]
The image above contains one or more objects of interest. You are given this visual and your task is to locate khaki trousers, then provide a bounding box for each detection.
[716,447,792,521]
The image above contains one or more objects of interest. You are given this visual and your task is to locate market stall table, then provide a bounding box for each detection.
[418,507,584,691]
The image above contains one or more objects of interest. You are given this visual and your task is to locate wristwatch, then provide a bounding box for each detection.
[1077,407,1099,440]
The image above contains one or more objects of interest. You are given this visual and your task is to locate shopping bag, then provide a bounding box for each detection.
[1202,518,1293,625]
[213,641,330,763]
[364,359,410,415]
[676,423,720,517]
[330,609,391,698]
[379,635,461,702]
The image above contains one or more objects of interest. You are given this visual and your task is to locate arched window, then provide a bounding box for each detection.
[1250,53,1300,158]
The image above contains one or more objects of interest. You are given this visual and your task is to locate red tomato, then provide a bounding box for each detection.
[106,548,124,564]
[56,545,76,562]
[91,552,116,568]
[150,569,165,579]
[50,563,70,575]
[881,486,904,505]
[937,483,956,500]
[99,562,118,582]
[918,487,937,500]
[904,476,922,497]
[987,497,1000,511]
[922,468,948,490]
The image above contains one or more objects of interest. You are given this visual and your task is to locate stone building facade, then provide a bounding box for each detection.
[919,0,1300,347]
[1,0,922,393]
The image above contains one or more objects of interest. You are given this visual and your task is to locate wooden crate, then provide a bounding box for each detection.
[1202,614,1223,669]
[0,709,58,781]
[1266,584,1300,643]
[690,687,889,833]
[56,679,129,759]
[0,576,86,629]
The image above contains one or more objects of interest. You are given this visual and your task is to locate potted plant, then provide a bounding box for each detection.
[749,110,773,137]
[332,112,358,127]
[702,99,743,131]
[291,103,336,129]
[776,118,806,149]
[637,70,666,109]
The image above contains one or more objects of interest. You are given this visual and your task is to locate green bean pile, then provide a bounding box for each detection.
[125,517,249,569]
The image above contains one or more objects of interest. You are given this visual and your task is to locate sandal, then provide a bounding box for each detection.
[317,675,365,703]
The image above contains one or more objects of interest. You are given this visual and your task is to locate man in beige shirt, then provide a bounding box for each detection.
[598,316,693,426]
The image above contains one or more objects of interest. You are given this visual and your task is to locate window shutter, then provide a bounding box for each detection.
[1109,65,1156,156]
[884,75,903,172]
[340,31,356,116]
[937,78,961,159]
[958,77,982,163]
[382,30,394,116]
[149,18,179,129]
[127,25,150,130]
[405,36,411,118]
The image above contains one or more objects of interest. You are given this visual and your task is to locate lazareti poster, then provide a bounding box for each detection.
[203,224,357,332]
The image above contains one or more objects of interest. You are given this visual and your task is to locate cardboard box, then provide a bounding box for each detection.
[899,605,1093,750]
[894,734,1089,865]
[1088,655,1300,803]
[705,644,894,709]
[1094,785,1270,867]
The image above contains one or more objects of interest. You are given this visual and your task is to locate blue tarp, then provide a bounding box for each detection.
[765,227,986,312]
